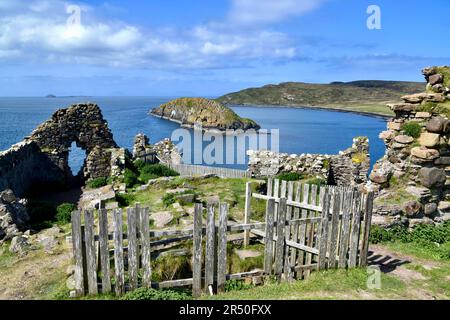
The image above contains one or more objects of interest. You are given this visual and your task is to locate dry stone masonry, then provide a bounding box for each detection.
[29,103,119,181]
[247,137,370,188]
[368,66,450,227]
[0,103,124,199]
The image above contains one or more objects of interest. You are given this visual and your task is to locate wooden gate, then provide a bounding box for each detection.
[244,179,374,280]
[70,179,374,297]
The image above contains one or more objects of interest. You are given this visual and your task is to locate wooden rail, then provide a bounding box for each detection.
[167,163,251,178]
[70,179,373,297]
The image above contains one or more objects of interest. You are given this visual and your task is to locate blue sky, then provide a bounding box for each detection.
[0,0,449,96]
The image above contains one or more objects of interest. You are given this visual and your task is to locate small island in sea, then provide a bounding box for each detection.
[46,94,56,98]
[150,97,260,131]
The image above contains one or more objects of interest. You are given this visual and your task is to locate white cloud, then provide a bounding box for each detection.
[228,0,326,25]
[0,0,320,69]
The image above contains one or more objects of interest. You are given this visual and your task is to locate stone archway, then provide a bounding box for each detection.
[28,103,118,182]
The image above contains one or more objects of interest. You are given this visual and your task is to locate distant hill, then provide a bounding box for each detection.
[217,80,426,116]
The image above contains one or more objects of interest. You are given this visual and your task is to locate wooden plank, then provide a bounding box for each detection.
[84,210,98,295]
[283,181,294,281]
[71,210,84,296]
[267,178,273,197]
[113,209,125,296]
[280,180,287,198]
[244,181,252,247]
[274,198,287,281]
[205,204,216,289]
[127,207,138,291]
[290,183,302,271]
[273,179,280,198]
[263,198,275,275]
[192,203,203,297]
[359,192,374,267]
[338,191,354,269]
[140,207,152,288]
[98,209,111,293]
[217,203,228,293]
[318,191,331,270]
[252,193,322,212]
[304,184,318,278]
[252,229,320,256]
[348,192,362,268]
[327,190,341,269]
[297,184,310,278]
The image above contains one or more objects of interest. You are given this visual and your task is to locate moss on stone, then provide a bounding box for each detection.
[417,101,450,118]
[351,152,367,164]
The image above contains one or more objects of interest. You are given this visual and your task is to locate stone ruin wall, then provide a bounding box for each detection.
[0,103,120,198]
[368,66,450,227]
[247,136,371,188]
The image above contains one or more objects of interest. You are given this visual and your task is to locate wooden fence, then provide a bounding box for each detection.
[70,179,373,297]
[244,179,374,279]
[167,163,251,179]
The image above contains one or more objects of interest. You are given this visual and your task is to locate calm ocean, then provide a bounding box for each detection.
[0,97,387,173]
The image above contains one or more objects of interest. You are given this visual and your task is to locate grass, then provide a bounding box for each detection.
[203,268,406,300]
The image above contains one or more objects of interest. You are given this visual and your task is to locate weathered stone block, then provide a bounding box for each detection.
[429,73,443,86]
[402,200,422,218]
[435,157,450,165]
[426,116,447,133]
[415,112,432,119]
[387,122,402,131]
[418,132,440,147]
[418,167,446,188]
[411,147,439,160]
[394,135,414,144]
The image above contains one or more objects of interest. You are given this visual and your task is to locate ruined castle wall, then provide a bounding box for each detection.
[0,103,120,197]
[369,66,450,226]
[247,137,370,188]
[0,141,65,197]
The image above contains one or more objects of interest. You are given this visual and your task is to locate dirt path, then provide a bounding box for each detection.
[367,245,446,300]
[0,244,71,300]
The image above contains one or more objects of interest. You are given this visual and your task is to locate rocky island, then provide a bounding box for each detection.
[150,97,260,131]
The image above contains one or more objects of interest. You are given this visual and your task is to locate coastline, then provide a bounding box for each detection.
[224,103,393,120]
[149,113,265,135]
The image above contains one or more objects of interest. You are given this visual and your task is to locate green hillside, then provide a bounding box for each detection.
[217,80,426,116]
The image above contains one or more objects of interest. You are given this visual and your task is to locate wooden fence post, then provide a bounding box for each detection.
[244,182,252,247]
[127,207,138,291]
[71,210,84,296]
[318,191,331,270]
[290,183,302,276]
[113,208,125,296]
[338,191,354,269]
[140,207,152,288]
[192,203,203,298]
[348,192,362,268]
[304,184,318,278]
[84,210,98,295]
[274,197,287,281]
[263,198,275,275]
[327,189,341,269]
[359,192,374,267]
[205,204,216,292]
[217,203,228,293]
[98,208,111,293]
[297,184,310,279]
[283,181,294,281]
